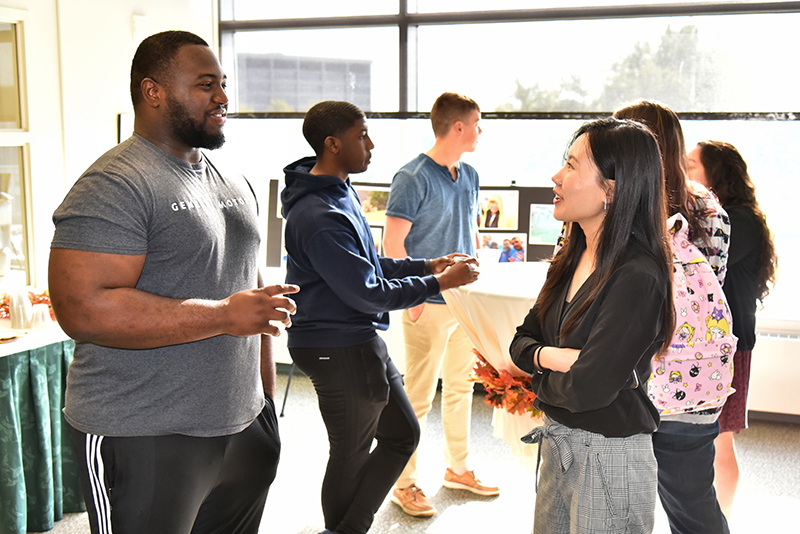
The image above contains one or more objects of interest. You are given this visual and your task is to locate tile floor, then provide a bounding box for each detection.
[39,367,800,534]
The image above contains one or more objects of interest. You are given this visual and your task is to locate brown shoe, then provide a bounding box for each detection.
[443,468,500,496]
[391,484,436,517]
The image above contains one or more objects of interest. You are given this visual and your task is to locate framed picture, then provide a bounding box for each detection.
[479,231,527,263]
[370,226,384,256]
[117,113,134,143]
[528,203,562,246]
[517,187,557,261]
[352,183,390,226]
[477,189,519,230]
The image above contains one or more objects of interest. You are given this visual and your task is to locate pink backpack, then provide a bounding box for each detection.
[648,214,737,416]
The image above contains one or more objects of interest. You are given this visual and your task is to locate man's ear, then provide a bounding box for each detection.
[140,78,163,109]
[323,136,340,155]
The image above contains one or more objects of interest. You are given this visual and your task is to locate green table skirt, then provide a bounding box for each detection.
[0,340,85,534]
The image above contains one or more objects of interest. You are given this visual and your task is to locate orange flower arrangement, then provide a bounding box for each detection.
[471,349,540,417]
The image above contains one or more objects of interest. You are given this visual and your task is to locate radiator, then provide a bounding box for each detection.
[748,332,800,416]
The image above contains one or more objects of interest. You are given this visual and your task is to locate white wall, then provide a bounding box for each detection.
[1,0,216,286]
[1,0,65,287]
[57,0,218,184]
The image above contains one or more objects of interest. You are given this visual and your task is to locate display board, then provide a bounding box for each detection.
[265,180,556,266]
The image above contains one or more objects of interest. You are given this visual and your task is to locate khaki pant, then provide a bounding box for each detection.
[395,302,476,489]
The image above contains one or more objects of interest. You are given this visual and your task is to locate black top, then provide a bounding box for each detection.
[510,244,667,437]
[722,205,762,351]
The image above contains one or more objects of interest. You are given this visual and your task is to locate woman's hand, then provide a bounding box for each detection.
[539,347,580,373]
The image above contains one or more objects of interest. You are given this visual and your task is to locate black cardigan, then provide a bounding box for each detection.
[510,245,667,437]
[722,206,761,351]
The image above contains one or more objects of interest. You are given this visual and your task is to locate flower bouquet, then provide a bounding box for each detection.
[471,349,541,417]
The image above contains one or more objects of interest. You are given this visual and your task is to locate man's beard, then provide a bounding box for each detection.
[166,97,225,150]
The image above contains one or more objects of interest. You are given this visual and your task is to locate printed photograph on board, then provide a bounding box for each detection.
[478,232,527,263]
[477,189,519,230]
[370,226,383,256]
[353,184,390,226]
[528,203,562,246]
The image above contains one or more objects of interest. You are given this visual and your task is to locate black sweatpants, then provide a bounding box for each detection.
[69,397,281,534]
[290,336,420,534]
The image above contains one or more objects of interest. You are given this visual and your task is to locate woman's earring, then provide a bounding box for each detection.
[604,198,608,212]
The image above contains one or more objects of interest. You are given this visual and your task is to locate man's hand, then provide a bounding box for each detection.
[223,284,299,337]
[429,252,469,274]
[435,256,479,291]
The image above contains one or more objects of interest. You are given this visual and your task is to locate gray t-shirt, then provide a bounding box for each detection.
[51,134,263,437]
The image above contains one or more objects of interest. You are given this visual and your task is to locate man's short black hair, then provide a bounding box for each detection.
[302,101,365,156]
[130,30,209,108]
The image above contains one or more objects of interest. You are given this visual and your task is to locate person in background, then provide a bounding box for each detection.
[687,140,778,518]
[384,92,499,518]
[507,236,526,262]
[615,100,731,534]
[281,100,479,534]
[49,31,298,534]
[511,117,674,533]
[499,238,513,262]
[483,197,502,227]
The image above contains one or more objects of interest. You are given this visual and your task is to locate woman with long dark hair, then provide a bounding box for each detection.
[687,140,778,517]
[511,118,673,533]
[615,101,732,534]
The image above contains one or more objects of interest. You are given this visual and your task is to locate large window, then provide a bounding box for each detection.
[219,1,800,330]
[415,13,800,113]
[224,27,398,112]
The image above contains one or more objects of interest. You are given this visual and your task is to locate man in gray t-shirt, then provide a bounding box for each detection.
[49,31,297,534]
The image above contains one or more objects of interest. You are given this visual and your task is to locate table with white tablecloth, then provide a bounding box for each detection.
[443,261,550,471]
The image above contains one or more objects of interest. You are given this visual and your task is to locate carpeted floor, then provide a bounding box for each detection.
[38,365,800,534]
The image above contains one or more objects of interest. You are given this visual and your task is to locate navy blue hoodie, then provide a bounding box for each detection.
[281,157,441,348]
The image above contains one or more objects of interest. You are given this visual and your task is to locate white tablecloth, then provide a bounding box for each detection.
[0,318,70,358]
[443,261,550,471]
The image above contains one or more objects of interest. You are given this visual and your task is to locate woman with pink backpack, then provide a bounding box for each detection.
[615,101,732,534]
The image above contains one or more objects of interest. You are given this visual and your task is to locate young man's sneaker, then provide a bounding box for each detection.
[391,484,437,517]
[443,468,500,496]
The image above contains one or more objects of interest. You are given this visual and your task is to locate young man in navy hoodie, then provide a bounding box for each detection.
[281,101,479,534]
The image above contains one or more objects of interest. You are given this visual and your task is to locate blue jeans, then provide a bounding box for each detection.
[290,337,420,534]
[652,420,730,534]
